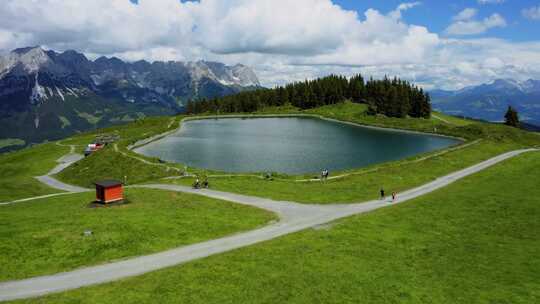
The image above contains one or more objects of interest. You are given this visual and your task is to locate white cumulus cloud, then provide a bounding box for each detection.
[0,0,538,90]
[453,8,477,21]
[446,12,506,35]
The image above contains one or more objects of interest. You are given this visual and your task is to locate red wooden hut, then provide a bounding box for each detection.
[94,180,124,204]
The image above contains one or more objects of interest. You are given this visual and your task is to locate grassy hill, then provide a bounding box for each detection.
[0,188,275,281]
[0,142,69,201]
[15,142,540,304]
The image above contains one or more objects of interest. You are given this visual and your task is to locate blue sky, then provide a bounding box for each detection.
[336,0,539,41]
[1,0,540,89]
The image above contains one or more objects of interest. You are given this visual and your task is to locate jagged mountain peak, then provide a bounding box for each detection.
[57,50,89,62]
[1,46,260,107]
[488,78,540,92]
[430,78,540,126]
[231,64,260,87]
[1,46,260,89]
[451,78,540,96]
[490,78,522,90]
[0,46,52,76]
[94,56,126,68]
[12,46,44,55]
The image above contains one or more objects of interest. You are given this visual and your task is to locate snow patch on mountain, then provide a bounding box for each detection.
[30,73,48,104]
[56,87,65,101]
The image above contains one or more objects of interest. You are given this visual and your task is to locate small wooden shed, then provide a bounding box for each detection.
[94,180,123,204]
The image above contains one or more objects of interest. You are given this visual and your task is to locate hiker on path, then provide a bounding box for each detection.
[321,169,328,180]
[202,177,209,189]
[193,177,200,189]
[380,189,385,200]
[392,192,396,202]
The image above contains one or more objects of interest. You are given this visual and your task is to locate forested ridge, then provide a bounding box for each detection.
[186,74,431,118]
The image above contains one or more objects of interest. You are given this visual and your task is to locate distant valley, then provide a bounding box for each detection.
[0,46,260,151]
[430,79,540,126]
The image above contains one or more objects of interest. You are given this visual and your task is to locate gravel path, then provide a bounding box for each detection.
[0,146,89,205]
[0,148,536,301]
[34,147,89,193]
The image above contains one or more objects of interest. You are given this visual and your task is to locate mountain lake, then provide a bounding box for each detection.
[134,117,461,174]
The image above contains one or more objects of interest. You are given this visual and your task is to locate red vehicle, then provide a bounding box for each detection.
[84,143,105,157]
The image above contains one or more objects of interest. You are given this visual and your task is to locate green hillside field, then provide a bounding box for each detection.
[0,188,275,281]
[13,140,540,304]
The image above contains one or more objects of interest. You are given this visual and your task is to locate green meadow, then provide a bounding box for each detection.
[0,188,274,281]
[13,144,540,304]
[0,143,69,201]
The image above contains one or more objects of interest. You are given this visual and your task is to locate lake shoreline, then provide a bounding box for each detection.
[133,115,462,175]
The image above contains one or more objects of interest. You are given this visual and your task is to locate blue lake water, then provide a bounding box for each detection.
[135,117,460,174]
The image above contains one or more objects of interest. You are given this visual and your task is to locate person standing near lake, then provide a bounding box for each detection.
[321,169,329,181]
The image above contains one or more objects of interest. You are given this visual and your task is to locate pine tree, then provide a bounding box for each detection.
[504,106,519,127]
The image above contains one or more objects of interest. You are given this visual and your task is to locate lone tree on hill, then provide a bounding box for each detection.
[504,106,520,127]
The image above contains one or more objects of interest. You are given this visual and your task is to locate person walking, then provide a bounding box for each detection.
[392,192,396,202]
[321,169,329,181]
[202,177,209,189]
[380,188,385,200]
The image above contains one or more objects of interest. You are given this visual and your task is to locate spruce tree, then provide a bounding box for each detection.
[504,106,519,127]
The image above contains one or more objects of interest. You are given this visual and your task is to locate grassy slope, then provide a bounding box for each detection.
[305,102,511,140]
[0,115,182,201]
[0,188,275,281]
[57,146,173,187]
[20,151,540,304]
[0,142,69,201]
[56,116,187,188]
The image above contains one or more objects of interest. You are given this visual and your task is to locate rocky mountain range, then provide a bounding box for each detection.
[430,79,540,126]
[0,46,260,150]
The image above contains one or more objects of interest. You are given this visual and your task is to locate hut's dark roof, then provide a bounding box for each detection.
[94,180,122,187]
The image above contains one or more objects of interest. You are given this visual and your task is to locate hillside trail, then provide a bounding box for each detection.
[33,143,89,193]
[0,143,89,205]
[431,114,451,124]
[0,147,537,301]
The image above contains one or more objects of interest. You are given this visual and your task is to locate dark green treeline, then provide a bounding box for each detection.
[186,74,431,118]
